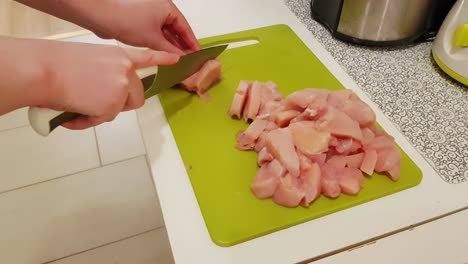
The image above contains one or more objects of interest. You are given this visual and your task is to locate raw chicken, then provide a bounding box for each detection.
[228,81,251,118]
[273,172,305,207]
[236,119,269,150]
[289,121,330,156]
[299,162,321,207]
[251,159,285,199]
[265,128,300,177]
[228,80,402,208]
[243,81,263,122]
[179,59,223,100]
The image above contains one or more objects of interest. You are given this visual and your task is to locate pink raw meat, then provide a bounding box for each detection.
[309,153,327,165]
[300,162,322,207]
[273,173,305,207]
[254,121,278,152]
[236,118,269,150]
[258,100,282,117]
[360,149,378,175]
[265,128,300,177]
[257,147,273,166]
[243,81,263,121]
[327,90,353,109]
[338,167,364,195]
[285,88,329,111]
[320,164,341,198]
[274,110,301,127]
[228,80,251,119]
[361,127,376,145]
[251,159,285,199]
[335,138,361,154]
[229,83,402,208]
[386,161,401,181]
[365,135,395,151]
[342,95,376,126]
[261,81,283,102]
[375,147,401,173]
[290,121,330,156]
[179,59,222,99]
[318,106,363,141]
[254,131,267,152]
[326,155,347,169]
[345,153,365,168]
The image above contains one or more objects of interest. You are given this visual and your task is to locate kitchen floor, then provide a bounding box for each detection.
[0,1,174,263]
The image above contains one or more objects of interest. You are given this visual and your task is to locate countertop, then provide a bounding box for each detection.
[2,0,465,263]
[136,0,468,263]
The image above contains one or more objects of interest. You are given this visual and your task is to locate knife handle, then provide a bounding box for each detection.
[28,66,158,136]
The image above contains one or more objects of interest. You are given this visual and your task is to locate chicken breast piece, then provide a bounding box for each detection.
[290,121,330,156]
[228,80,252,119]
[265,128,300,177]
[179,59,223,98]
[243,81,263,122]
[273,172,305,207]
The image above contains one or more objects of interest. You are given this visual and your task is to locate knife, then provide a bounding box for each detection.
[28,44,228,137]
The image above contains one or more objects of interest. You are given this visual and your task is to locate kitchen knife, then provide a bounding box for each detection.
[28,44,228,137]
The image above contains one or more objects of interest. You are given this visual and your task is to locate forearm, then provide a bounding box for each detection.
[0,37,56,115]
[14,0,113,35]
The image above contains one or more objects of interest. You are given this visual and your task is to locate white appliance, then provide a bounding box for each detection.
[432,0,468,86]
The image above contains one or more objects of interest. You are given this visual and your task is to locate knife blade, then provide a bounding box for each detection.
[28,44,228,137]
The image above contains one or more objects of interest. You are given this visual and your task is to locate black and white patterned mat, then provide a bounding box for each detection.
[285,0,468,184]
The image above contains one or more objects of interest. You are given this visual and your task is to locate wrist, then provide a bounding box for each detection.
[22,39,62,109]
[0,37,58,114]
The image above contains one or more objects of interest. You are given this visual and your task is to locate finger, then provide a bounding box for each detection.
[169,7,201,51]
[148,32,186,55]
[162,26,185,51]
[123,48,180,68]
[123,71,145,111]
[62,115,106,130]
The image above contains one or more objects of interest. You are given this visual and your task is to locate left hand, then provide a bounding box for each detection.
[90,0,201,55]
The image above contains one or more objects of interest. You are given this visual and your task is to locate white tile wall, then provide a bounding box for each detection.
[0,156,163,264]
[0,107,29,131]
[0,125,100,193]
[51,228,174,264]
[95,111,146,165]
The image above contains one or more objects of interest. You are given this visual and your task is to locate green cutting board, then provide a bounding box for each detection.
[158,24,423,247]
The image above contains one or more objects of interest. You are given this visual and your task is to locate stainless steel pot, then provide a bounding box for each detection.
[311,0,457,46]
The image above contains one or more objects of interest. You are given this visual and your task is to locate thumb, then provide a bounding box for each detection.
[123,48,180,69]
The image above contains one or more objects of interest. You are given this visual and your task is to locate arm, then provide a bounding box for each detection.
[0,36,179,129]
[0,36,52,115]
[15,0,200,54]
[14,0,115,37]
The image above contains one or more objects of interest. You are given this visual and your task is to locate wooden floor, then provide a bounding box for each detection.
[0,0,82,38]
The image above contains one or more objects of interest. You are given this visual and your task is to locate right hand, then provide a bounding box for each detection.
[36,41,179,130]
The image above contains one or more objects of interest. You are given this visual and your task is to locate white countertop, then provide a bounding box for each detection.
[135,0,468,263]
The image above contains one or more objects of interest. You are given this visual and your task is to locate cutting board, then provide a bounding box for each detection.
[158,24,423,247]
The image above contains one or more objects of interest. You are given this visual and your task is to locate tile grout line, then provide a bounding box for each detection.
[93,128,103,166]
[0,124,30,133]
[41,225,166,264]
[0,154,147,196]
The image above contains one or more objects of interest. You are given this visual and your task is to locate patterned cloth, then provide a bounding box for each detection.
[285,0,468,184]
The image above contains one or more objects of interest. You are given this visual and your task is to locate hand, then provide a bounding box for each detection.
[36,41,179,130]
[91,0,201,55]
